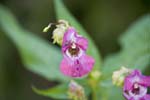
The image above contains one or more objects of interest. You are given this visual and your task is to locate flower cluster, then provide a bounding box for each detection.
[44,20,95,78]
[123,69,150,100]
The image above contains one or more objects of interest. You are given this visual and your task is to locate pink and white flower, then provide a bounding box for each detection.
[123,69,150,100]
[60,27,95,77]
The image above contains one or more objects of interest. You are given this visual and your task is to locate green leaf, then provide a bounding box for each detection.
[99,80,125,100]
[99,15,150,100]
[103,14,150,77]
[32,84,68,99]
[54,0,102,70]
[100,14,150,100]
[32,81,91,99]
[0,5,69,82]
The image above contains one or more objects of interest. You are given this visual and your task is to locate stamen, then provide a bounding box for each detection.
[68,43,79,56]
[134,83,139,89]
[132,83,140,95]
[72,43,76,49]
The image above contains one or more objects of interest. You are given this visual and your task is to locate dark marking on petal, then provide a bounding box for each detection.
[68,45,80,56]
[125,90,129,95]
[132,83,140,95]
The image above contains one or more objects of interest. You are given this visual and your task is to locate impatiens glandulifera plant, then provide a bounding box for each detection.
[0,0,150,99]
[43,20,95,77]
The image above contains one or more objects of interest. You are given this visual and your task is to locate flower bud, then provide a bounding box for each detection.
[90,70,101,80]
[68,80,86,100]
[112,66,131,86]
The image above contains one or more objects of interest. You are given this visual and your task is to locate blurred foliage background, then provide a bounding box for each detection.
[0,0,150,100]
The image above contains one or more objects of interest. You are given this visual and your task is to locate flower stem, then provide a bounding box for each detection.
[92,87,97,100]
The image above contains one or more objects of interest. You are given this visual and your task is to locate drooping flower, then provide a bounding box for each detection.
[60,27,95,77]
[123,69,150,100]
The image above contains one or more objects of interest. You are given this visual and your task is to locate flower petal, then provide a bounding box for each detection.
[62,27,78,53]
[143,95,150,100]
[124,70,142,91]
[140,76,150,87]
[62,27,77,44]
[124,75,134,91]
[76,36,88,50]
[62,27,88,51]
[79,54,95,74]
[123,85,132,100]
[129,70,150,87]
[60,54,94,77]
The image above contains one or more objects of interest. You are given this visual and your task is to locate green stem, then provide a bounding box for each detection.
[92,85,98,100]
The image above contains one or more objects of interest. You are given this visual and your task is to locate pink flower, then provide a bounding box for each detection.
[60,27,95,77]
[123,69,150,100]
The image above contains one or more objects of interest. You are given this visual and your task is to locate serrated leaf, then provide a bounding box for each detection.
[32,84,68,99]
[54,0,102,70]
[103,14,150,77]
[0,5,69,82]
